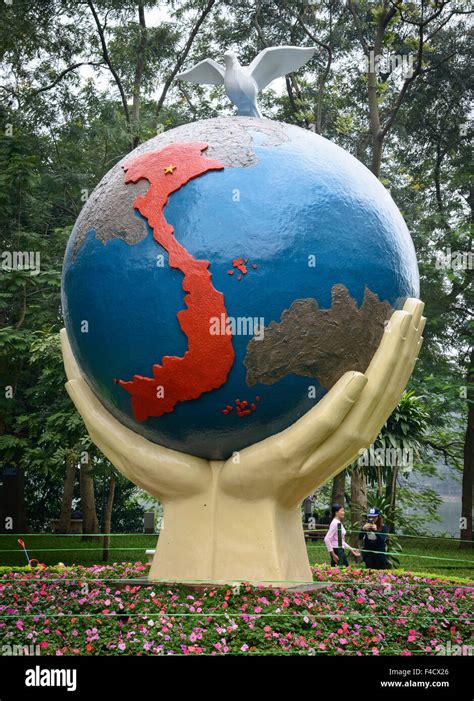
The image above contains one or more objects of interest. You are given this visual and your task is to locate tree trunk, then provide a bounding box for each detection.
[377,466,383,498]
[57,454,76,533]
[0,468,27,533]
[102,474,116,561]
[460,345,473,549]
[371,131,384,178]
[366,12,384,177]
[131,0,147,149]
[385,465,399,533]
[80,461,99,540]
[350,467,367,546]
[331,469,346,507]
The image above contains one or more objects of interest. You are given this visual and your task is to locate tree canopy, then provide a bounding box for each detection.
[0,0,471,543]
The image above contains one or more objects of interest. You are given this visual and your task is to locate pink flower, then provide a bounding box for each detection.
[241,644,249,652]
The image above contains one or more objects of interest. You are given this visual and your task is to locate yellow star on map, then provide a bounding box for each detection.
[164,164,177,174]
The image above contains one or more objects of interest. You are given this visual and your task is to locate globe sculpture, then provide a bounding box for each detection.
[61,47,425,584]
[62,117,419,461]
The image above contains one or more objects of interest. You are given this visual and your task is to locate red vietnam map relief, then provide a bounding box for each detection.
[116,143,235,421]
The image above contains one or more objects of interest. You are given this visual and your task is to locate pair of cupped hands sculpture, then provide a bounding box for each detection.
[60,298,425,585]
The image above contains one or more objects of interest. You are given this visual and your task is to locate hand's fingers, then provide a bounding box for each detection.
[352,309,413,420]
[271,371,367,464]
[364,300,425,430]
[60,328,82,381]
[403,298,424,329]
[65,380,140,486]
[221,371,367,495]
[418,315,426,336]
[65,377,210,498]
[337,300,424,435]
[386,321,424,409]
[61,323,211,497]
[282,299,425,504]
[394,307,425,391]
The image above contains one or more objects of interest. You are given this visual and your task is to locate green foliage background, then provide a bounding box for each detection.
[0,0,471,538]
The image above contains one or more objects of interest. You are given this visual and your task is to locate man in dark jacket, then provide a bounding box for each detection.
[358,507,390,569]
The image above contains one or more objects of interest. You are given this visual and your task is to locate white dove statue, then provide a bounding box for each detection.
[176,46,317,118]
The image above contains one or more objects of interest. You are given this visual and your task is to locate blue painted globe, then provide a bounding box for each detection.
[62,117,419,460]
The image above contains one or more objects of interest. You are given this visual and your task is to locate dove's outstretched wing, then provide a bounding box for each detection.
[248,46,316,91]
[177,59,225,86]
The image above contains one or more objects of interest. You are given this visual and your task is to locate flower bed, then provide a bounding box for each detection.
[0,563,471,656]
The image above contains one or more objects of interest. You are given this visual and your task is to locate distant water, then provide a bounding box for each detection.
[403,459,464,538]
[428,497,462,537]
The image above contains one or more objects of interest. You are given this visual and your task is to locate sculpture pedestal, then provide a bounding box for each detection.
[148,489,314,586]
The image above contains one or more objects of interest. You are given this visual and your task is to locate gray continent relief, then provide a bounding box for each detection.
[71,117,289,258]
[244,285,393,390]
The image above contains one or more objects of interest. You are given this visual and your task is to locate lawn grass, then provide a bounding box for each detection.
[1,533,473,580]
[0,534,155,569]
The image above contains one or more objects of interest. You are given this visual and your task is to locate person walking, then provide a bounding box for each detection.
[358,507,390,569]
[324,503,360,567]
